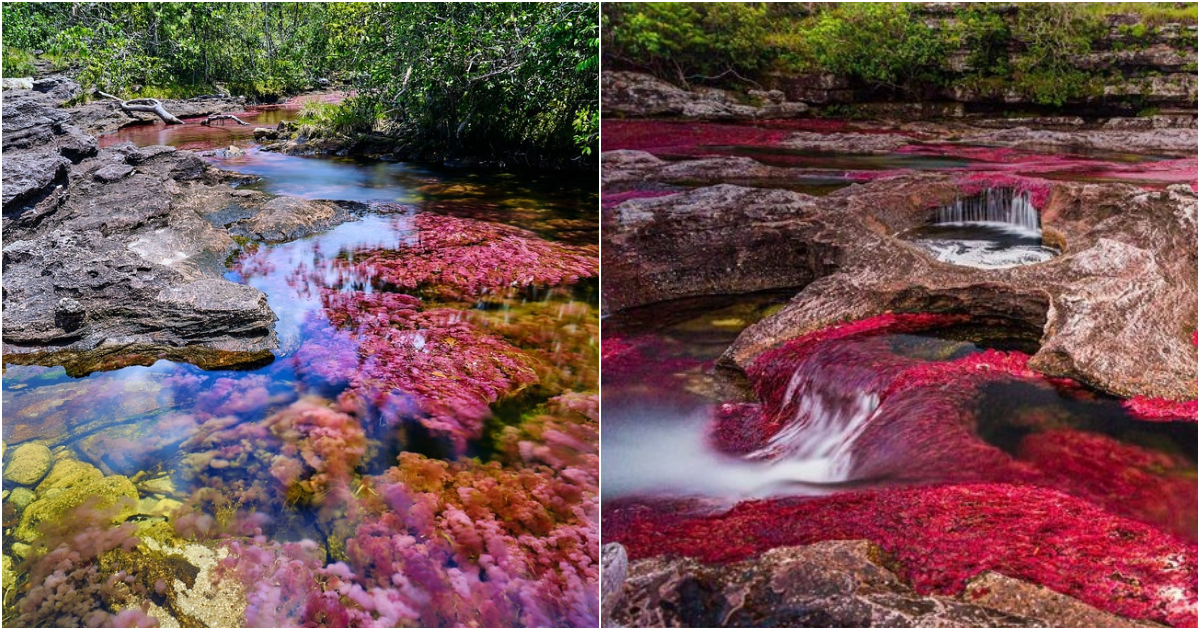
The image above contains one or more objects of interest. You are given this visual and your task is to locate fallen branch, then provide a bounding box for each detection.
[96,90,184,125]
[201,114,250,126]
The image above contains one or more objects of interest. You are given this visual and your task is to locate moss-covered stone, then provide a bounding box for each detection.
[34,458,103,496]
[7,487,35,512]
[3,442,52,486]
[13,474,138,541]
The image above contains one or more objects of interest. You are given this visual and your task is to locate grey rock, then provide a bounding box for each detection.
[602,71,808,120]
[31,75,82,105]
[57,124,98,162]
[1,152,70,210]
[227,196,361,242]
[602,543,629,625]
[93,162,135,183]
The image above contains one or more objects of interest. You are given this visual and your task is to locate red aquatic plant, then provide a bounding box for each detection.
[604,482,1197,627]
[339,213,597,301]
[293,289,541,450]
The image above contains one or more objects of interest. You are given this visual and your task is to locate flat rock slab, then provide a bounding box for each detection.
[0,101,365,376]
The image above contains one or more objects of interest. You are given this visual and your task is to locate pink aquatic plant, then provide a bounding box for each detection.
[12,498,150,628]
[180,396,366,508]
[213,394,599,627]
[292,289,541,450]
[339,213,597,301]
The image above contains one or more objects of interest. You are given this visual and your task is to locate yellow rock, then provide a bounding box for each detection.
[14,475,138,541]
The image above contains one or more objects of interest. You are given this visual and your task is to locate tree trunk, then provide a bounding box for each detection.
[96,91,185,125]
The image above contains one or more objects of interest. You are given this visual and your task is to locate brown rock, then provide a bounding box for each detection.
[608,540,1151,627]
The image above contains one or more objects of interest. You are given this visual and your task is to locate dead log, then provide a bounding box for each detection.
[200,114,250,126]
[95,90,184,125]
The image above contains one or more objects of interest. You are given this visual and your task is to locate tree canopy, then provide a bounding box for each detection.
[2,2,598,159]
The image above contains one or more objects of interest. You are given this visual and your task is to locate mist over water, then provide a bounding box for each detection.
[601,397,856,501]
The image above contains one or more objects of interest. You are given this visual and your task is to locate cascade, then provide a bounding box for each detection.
[936,188,1040,231]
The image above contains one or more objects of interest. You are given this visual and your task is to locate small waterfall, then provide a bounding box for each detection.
[936,188,1040,231]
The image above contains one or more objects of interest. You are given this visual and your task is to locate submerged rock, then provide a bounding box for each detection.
[3,442,52,486]
[13,474,137,541]
[36,458,103,495]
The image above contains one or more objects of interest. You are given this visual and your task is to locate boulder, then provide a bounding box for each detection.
[3,442,52,486]
[13,474,138,541]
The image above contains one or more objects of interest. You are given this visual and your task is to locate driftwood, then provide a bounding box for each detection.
[96,90,184,125]
[200,114,249,126]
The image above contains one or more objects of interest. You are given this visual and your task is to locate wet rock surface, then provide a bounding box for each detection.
[1,100,371,375]
[606,540,1153,628]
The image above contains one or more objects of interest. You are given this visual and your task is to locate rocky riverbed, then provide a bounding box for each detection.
[600,73,1197,627]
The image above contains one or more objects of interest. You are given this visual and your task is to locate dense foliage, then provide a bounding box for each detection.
[1,2,598,159]
[603,2,1197,106]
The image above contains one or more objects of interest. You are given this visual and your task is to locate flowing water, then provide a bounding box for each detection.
[601,297,1197,540]
[4,103,599,625]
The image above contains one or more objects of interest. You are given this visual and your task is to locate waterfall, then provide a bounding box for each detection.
[936,188,1040,231]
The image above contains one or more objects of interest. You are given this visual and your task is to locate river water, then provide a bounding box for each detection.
[4,100,599,626]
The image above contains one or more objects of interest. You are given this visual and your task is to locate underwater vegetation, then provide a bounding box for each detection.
[3,204,599,626]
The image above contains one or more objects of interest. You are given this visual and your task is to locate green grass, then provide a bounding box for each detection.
[296,100,376,138]
[2,46,36,77]
[1075,2,1198,25]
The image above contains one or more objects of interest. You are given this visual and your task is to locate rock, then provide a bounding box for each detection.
[1,152,70,210]
[604,175,1197,401]
[959,126,1197,157]
[602,183,846,313]
[601,543,629,625]
[610,540,1128,627]
[2,111,282,374]
[57,124,98,162]
[136,475,177,496]
[3,442,53,486]
[35,459,103,495]
[10,543,32,561]
[8,487,36,511]
[780,131,914,154]
[252,127,278,141]
[224,145,245,157]
[602,71,808,120]
[2,78,33,90]
[227,196,361,242]
[2,99,72,150]
[2,555,12,605]
[93,162,135,183]
[13,474,138,541]
[31,75,81,105]
[963,572,1159,628]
